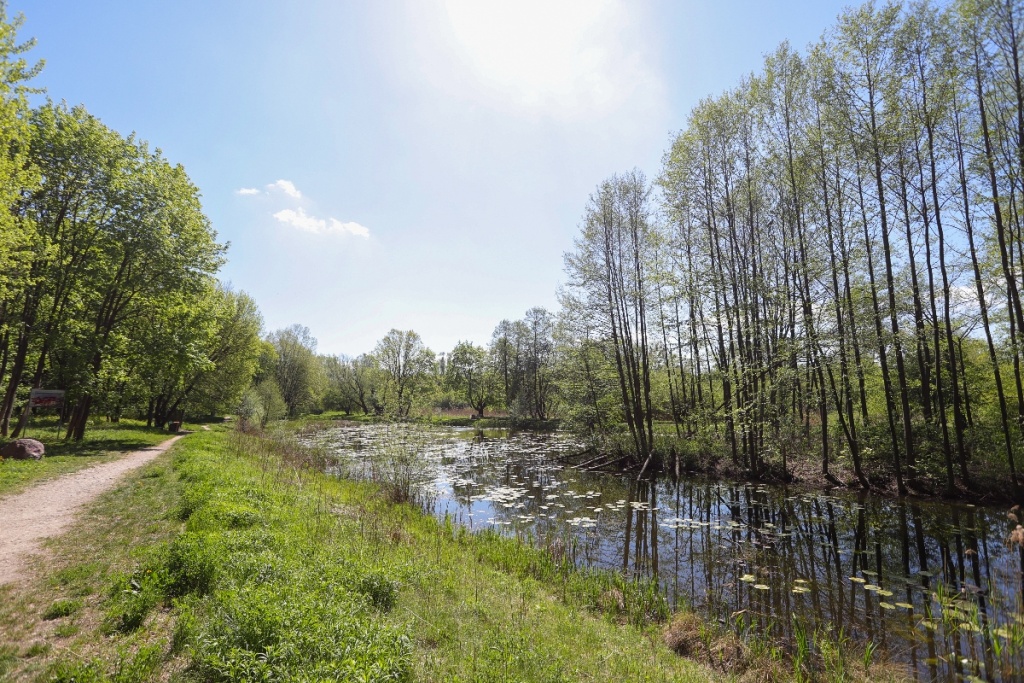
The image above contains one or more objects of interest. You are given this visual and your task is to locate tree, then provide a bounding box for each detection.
[373,329,434,417]
[446,341,499,417]
[0,7,40,309]
[0,101,226,440]
[268,325,323,417]
[564,170,657,472]
[141,285,263,427]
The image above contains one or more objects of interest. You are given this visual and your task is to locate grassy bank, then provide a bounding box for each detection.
[0,419,177,497]
[1,426,716,681]
[0,425,912,682]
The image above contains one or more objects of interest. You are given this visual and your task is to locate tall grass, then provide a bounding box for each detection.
[36,425,719,681]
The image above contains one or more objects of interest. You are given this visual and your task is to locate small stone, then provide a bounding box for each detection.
[1,438,45,461]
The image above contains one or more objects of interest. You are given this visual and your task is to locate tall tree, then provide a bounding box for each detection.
[564,170,657,473]
[373,329,434,418]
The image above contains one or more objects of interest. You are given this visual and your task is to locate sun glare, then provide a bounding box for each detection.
[442,0,626,112]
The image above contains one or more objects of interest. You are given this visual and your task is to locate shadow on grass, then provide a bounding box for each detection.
[15,420,173,459]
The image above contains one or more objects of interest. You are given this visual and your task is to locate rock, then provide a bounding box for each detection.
[1,438,45,461]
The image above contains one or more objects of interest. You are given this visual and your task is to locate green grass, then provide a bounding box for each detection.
[0,422,918,682]
[163,429,712,682]
[2,425,723,681]
[0,429,186,680]
[0,418,179,497]
[42,598,83,620]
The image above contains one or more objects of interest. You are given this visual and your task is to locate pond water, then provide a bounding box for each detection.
[307,423,1024,682]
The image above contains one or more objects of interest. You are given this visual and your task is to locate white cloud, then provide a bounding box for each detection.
[266,179,302,199]
[273,207,322,232]
[329,218,370,238]
[236,187,260,196]
[273,207,369,239]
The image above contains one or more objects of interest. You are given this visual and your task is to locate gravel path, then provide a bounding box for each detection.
[0,435,184,585]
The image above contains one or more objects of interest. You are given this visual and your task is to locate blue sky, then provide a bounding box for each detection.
[13,1,852,357]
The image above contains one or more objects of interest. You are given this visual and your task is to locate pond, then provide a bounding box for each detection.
[306,423,1024,683]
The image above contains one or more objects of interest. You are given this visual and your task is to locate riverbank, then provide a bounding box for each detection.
[0,423,921,681]
[296,411,1024,506]
[0,426,713,681]
[305,418,1024,683]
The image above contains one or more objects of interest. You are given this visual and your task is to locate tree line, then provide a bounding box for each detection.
[561,0,1024,496]
[0,9,263,440]
[241,0,1024,498]
[241,308,560,426]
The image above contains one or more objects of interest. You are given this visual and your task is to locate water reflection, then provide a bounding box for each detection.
[308,424,1024,682]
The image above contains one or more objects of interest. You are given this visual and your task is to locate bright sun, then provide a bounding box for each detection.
[441,0,625,111]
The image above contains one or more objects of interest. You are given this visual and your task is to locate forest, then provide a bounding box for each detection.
[4,0,1024,502]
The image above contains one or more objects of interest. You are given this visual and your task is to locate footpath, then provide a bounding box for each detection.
[0,435,184,585]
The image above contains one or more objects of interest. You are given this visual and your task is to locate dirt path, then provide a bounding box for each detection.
[0,435,184,585]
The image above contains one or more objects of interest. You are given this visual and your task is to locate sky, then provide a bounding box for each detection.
[12,0,854,357]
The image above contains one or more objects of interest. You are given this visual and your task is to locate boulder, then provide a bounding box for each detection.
[1,438,45,461]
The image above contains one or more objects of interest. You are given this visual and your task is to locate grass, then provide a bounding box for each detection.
[42,599,82,621]
[0,425,723,682]
[0,428,186,681]
[0,422,916,682]
[167,428,716,681]
[0,418,180,497]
